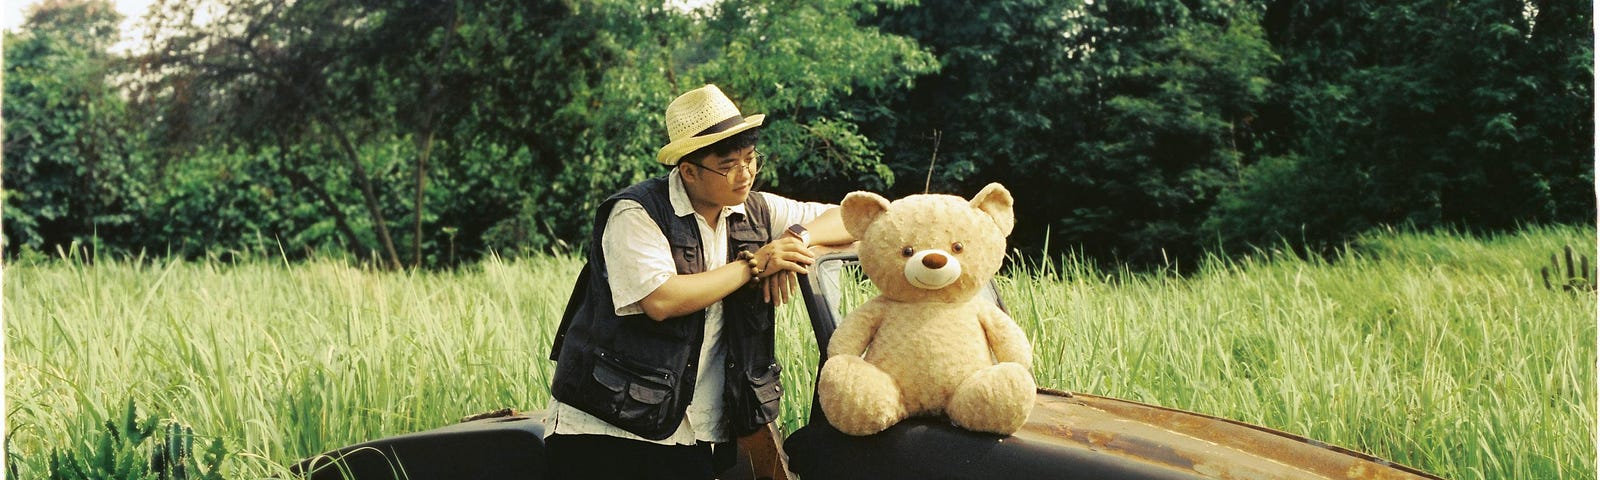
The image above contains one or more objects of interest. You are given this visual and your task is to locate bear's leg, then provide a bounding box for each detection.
[947,362,1036,435]
[817,356,906,436]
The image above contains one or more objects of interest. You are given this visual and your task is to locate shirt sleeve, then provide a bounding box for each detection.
[758,192,835,233]
[601,200,676,316]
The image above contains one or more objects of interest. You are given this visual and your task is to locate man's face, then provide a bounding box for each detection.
[682,147,761,208]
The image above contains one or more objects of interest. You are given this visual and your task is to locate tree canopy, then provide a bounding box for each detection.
[5,0,1592,267]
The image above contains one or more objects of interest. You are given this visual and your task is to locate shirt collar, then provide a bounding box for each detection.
[669,167,747,219]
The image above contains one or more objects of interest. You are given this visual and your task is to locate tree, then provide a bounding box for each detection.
[135,0,628,267]
[4,0,148,257]
[1209,0,1595,252]
[483,0,939,254]
[137,0,408,267]
[689,0,937,201]
[867,0,1277,264]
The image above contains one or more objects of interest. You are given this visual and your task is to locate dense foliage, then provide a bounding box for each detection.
[4,0,148,256]
[864,0,1282,262]
[4,0,1592,266]
[1207,0,1595,255]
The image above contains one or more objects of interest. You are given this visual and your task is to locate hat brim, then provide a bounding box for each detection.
[656,114,766,165]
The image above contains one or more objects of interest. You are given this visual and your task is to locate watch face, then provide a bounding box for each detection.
[787,224,809,241]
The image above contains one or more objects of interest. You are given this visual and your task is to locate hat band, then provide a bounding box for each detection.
[692,115,747,138]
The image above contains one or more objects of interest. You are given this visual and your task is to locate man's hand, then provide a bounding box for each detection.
[752,236,814,306]
[753,236,815,278]
[762,271,800,306]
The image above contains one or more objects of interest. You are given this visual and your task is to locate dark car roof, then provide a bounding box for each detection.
[785,388,1439,480]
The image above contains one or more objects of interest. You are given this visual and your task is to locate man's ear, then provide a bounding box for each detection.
[676,163,696,184]
[970,183,1014,237]
[841,191,891,239]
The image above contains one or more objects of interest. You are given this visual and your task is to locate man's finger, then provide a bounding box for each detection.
[768,251,812,268]
[780,272,798,305]
[778,273,795,304]
[768,272,780,305]
[760,257,809,277]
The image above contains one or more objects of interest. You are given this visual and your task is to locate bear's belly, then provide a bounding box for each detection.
[864,311,992,415]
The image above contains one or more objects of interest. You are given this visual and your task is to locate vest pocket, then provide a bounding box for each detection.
[592,349,675,429]
[749,363,784,418]
[729,362,783,436]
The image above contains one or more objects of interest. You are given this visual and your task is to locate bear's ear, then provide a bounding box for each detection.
[970,183,1014,237]
[841,191,891,239]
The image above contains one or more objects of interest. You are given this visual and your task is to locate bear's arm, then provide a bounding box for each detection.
[978,303,1033,370]
[826,297,888,358]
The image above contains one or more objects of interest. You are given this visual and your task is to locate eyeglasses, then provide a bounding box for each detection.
[688,151,762,179]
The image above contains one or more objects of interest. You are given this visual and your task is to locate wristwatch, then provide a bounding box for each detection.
[785,224,810,245]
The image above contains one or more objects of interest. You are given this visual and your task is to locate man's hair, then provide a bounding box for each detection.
[679,128,761,166]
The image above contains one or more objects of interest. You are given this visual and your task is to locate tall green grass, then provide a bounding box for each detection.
[6,224,1594,479]
[1007,224,1597,479]
[6,253,582,477]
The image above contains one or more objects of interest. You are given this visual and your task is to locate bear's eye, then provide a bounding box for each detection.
[901,246,915,258]
[951,242,964,253]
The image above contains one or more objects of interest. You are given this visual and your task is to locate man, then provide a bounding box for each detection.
[545,84,853,479]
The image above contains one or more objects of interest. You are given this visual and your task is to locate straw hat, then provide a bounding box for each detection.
[656,85,766,165]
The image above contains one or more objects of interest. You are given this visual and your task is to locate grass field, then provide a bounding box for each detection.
[5,224,1595,478]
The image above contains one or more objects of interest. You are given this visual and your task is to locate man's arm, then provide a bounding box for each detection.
[802,207,851,246]
[642,235,820,320]
[603,200,780,322]
[639,262,756,321]
[761,206,853,305]
[637,207,829,320]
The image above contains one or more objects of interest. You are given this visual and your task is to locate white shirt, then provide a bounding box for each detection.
[546,168,833,445]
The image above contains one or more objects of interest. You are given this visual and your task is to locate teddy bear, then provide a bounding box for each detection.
[817,182,1036,436]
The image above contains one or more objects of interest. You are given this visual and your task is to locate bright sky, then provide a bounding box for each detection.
[3,0,157,52]
[6,0,155,31]
[1,0,711,40]
[0,2,25,32]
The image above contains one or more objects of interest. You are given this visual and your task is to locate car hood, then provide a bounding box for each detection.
[784,388,1439,479]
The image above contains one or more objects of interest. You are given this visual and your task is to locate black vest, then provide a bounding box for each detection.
[548,177,783,440]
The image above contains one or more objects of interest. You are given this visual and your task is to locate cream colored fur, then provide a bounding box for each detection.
[818,183,1036,436]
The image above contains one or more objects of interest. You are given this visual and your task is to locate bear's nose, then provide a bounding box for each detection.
[905,249,962,290]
